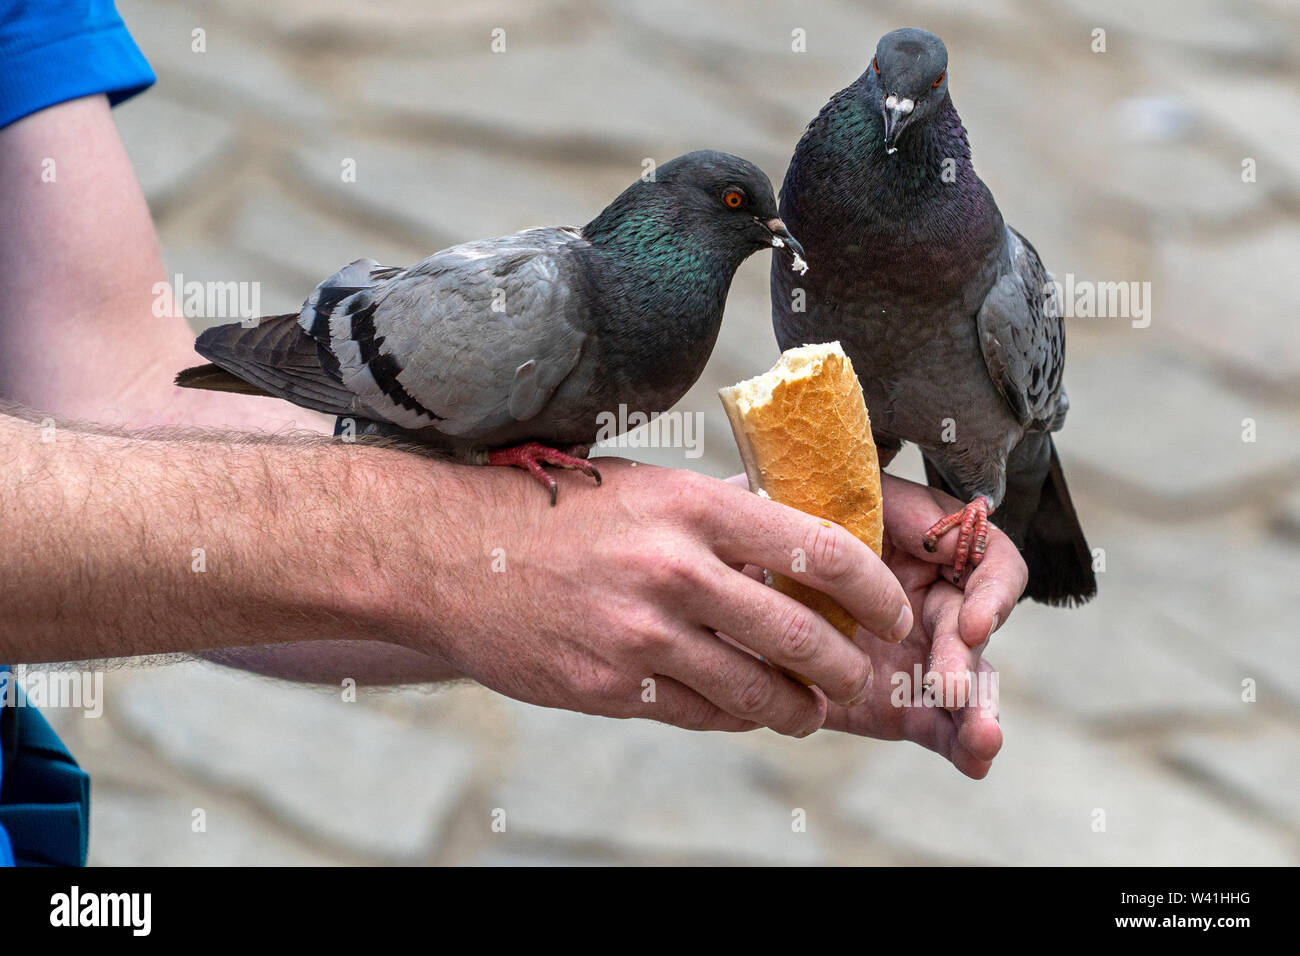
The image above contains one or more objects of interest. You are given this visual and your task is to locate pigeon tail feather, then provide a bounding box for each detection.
[1020,441,1097,606]
[182,313,358,418]
[174,363,269,396]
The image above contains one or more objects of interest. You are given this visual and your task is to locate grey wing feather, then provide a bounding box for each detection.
[315,229,589,438]
[192,313,358,416]
[509,352,583,421]
[976,227,1066,431]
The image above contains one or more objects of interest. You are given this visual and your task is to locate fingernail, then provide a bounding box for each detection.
[889,603,913,643]
[985,613,1001,642]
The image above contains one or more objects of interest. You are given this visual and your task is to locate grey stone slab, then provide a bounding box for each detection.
[158,241,308,327]
[112,94,239,208]
[350,37,779,167]
[1119,522,1300,710]
[996,581,1245,724]
[198,0,588,48]
[605,0,896,68]
[491,701,824,864]
[290,139,629,247]
[114,662,475,861]
[88,787,348,866]
[1272,485,1300,541]
[228,189,422,287]
[1157,224,1300,390]
[1162,68,1300,189]
[1166,727,1300,828]
[1036,508,1298,711]
[1098,136,1273,228]
[1061,349,1300,500]
[117,0,332,125]
[835,711,1294,865]
[467,846,610,867]
[1046,0,1291,64]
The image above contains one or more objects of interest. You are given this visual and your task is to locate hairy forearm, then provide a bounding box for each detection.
[0,406,467,675]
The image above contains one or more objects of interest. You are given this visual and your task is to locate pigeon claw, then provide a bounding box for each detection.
[487,442,601,506]
[923,496,993,584]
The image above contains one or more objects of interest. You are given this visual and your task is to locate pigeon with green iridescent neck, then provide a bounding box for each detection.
[177,151,806,503]
[772,28,1095,605]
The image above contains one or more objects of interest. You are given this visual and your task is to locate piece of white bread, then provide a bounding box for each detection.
[719,342,883,640]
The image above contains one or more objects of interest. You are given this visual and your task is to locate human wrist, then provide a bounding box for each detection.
[316,445,492,665]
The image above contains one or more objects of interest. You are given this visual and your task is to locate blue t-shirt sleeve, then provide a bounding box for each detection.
[0,0,155,130]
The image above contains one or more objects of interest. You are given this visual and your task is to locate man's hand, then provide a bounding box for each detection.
[0,417,914,739]
[383,458,913,738]
[823,474,1027,778]
[719,471,1026,775]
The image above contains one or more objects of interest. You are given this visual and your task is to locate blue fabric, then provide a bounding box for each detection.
[0,0,155,129]
[0,668,11,869]
[0,670,91,866]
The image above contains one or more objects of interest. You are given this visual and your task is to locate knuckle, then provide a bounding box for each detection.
[608,542,649,582]
[831,658,873,704]
[804,520,853,583]
[674,468,711,495]
[643,546,708,594]
[736,669,777,717]
[775,608,818,664]
[678,694,720,731]
[627,623,673,657]
[660,470,711,519]
[924,594,958,638]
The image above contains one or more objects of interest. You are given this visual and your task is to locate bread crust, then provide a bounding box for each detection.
[719,342,883,639]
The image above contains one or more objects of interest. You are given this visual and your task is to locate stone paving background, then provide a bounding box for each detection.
[41,0,1300,864]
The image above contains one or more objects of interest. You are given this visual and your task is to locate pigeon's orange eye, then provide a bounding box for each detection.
[873,56,881,75]
[932,71,945,87]
[723,189,746,209]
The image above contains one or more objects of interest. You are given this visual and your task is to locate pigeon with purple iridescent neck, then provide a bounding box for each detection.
[772,28,1095,605]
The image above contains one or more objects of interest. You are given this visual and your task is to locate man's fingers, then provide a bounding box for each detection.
[694,569,874,707]
[956,532,1027,647]
[922,579,977,711]
[949,740,995,779]
[899,706,994,780]
[881,473,962,562]
[953,658,1002,761]
[878,473,1027,645]
[708,488,913,645]
[882,474,1019,576]
[659,627,827,738]
[631,675,761,733]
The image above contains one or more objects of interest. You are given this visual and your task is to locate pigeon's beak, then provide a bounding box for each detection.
[882,94,915,155]
[761,217,809,275]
